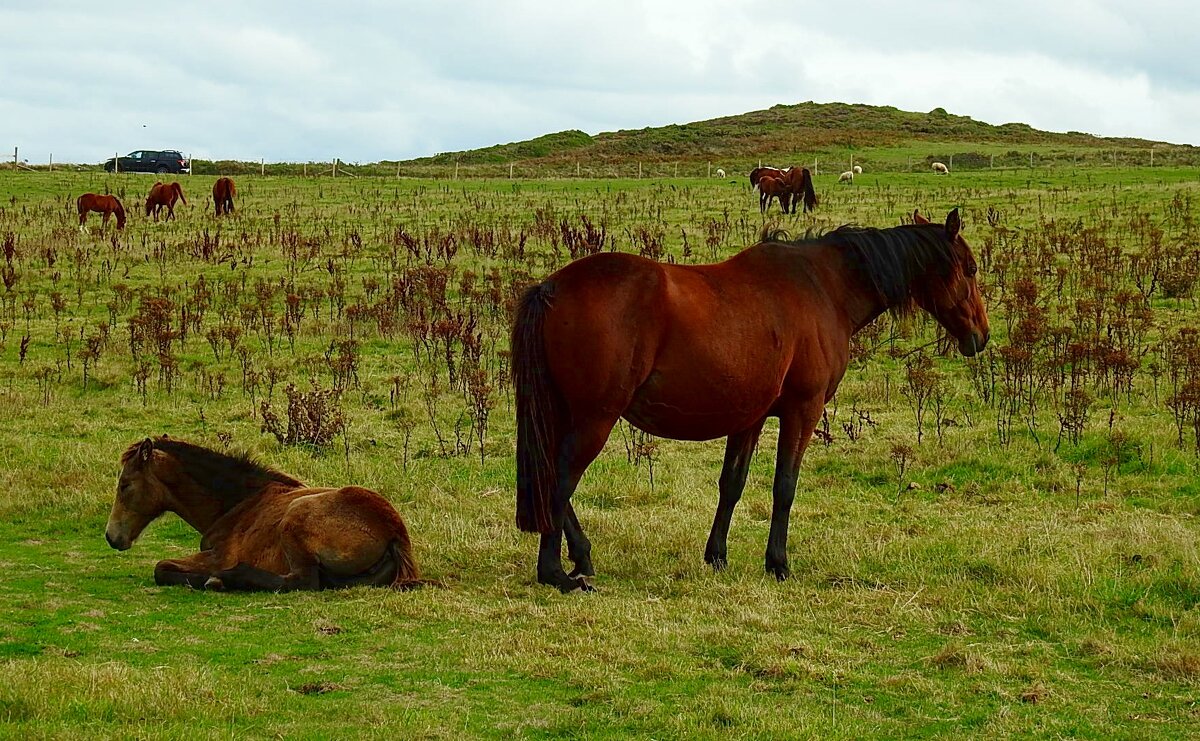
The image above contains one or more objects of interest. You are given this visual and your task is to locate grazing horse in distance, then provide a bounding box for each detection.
[106,436,424,591]
[212,177,236,216]
[853,165,863,175]
[757,174,791,213]
[839,171,855,184]
[932,162,950,175]
[512,209,989,591]
[145,182,187,221]
[780,167,819,213]
[749,166,789,190]
[77,193,126,231]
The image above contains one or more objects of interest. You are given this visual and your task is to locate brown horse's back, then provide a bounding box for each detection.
[204,483,418,586]
[539,249,840,441]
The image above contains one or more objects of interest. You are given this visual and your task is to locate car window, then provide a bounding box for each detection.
[128,151,142,160]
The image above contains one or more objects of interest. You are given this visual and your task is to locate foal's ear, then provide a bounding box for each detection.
[945,208,962,239]
[137,437,155,464]
[913,208,930,225]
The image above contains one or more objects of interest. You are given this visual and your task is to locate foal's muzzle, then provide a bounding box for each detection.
[105,531,131,551]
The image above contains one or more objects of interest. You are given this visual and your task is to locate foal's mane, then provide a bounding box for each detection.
[762,223,961,311]
[122,437,303,505]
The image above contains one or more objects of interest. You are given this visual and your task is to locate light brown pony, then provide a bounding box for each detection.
[512,209,988,591]
[757,174,791,213]
[145,182,187,221]
[77,193,126,231]
[106,436,422,591]
[212,177,236,216]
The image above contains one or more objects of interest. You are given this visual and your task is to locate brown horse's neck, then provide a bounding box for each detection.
[792,243,890,336]
[151,443,302,535]
[155,465,232,534]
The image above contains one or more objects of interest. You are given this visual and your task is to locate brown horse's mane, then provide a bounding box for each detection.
[761,223,961,311]
[122,437,303,506]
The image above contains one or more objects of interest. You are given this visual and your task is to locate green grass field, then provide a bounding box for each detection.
[1,165,1199,739]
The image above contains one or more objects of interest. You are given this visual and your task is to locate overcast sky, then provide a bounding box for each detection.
[1,1,1196,164]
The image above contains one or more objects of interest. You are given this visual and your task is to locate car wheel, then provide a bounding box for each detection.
[156,166,169,174]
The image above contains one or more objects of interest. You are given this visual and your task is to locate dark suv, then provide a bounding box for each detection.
[104,150,190,174]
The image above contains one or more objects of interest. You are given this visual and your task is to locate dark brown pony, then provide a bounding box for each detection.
[145,182,187,221]
[757,174,791,213]
[513,209,988,591]
[213,177,236,216]
[106,436,422,591]
[77,193,126,231]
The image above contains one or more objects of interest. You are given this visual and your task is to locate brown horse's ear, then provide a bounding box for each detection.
[913,208,930,224]
[945,208,961,239]
[138,437,155,463]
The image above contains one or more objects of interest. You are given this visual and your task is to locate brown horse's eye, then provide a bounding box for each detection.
[966,263,978,277]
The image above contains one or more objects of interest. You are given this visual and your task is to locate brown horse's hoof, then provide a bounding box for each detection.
[571,576,597,594]
[204,576,226,591]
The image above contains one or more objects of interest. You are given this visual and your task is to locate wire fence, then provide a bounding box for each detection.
[8,145,1198,180]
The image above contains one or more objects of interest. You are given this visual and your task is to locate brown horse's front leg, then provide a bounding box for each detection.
[154,554,218,589]
[765,403,824,580]
[705,421,765,570]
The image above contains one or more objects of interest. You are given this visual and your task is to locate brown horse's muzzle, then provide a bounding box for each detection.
[958,330,989,357]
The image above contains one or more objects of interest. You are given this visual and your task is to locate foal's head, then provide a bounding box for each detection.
[912,209,989,356]
[105,437,173,550]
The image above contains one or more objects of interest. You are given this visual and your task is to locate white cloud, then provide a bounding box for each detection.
[0,1,1195,163]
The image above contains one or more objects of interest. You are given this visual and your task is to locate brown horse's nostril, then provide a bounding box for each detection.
[105,532,118,549]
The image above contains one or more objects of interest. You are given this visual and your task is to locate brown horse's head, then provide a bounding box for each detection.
[106,437,172,550]
[113,200,126,229]
[911,209,989,356]
[144,184,160,217]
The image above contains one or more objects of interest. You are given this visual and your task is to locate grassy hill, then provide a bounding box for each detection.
[390,101,1199,176]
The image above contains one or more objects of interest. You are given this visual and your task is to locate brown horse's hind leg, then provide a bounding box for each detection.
[704,420,766,570]
[563,502,593,578]
[764,402,824,580]
[537,417,616,592]
[206,562,319,592]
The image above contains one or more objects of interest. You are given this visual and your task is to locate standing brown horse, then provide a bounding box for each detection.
[513,209,988,591]
[212,177,236,216]
[105,436,422,591]
[757,174,791,213]
[77,193,126,231]
[145,182,187,221]
[781,167,819,213]
[749,166,818,214]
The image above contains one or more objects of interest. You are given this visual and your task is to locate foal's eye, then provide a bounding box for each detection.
[965,263,978,277]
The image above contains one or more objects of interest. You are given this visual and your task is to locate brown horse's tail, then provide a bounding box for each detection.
[798,168,819,213]
[513,282,560,534]
[388,526,423,589]
[173,183,187,205]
